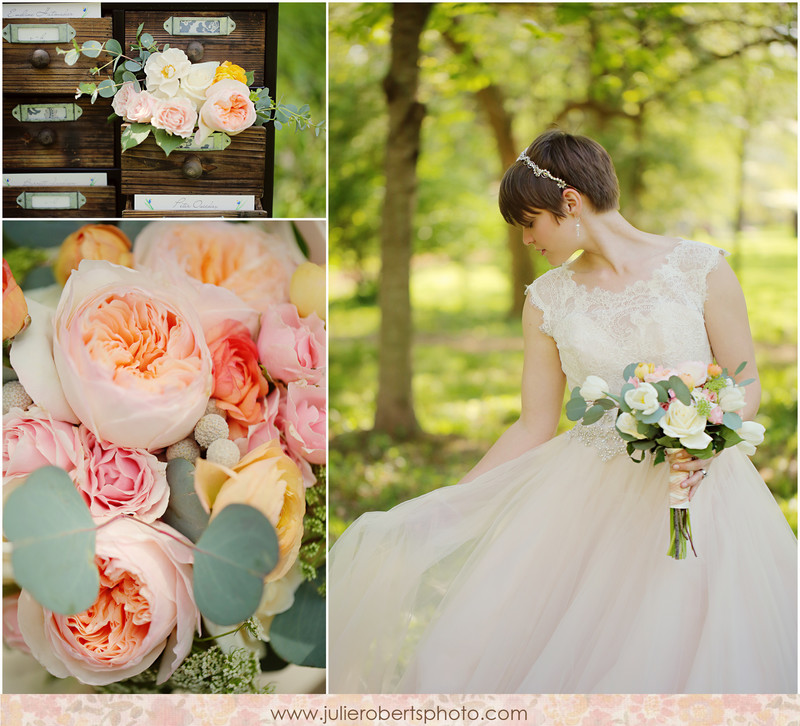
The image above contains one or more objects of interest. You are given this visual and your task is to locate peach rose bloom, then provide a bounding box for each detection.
[111,81,138,119]
[151,97,197,138]
[124,90,158,124]
[213,61,248,85]
[206,320,269,439]
[194,440,305,583]
[134,221,305,311]
[51,261,213,450]
[3,259,29,341]
[17,517,198,686]
[195,79,256,146]
[54,225,133,286]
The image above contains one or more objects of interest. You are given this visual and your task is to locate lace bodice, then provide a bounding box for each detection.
[526,238,727,458]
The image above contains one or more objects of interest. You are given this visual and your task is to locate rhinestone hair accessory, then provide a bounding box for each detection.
[517,151,567,189]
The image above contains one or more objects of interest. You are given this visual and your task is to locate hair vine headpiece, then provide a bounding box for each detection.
[517,151,567,189]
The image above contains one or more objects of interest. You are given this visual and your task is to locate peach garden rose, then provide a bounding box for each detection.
[151,97,197,138]
[194,79,256,146]
[53,224,133,286]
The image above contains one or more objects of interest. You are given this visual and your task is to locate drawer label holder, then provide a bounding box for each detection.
[3,22,76,43]
[16,191,87,210]
[12,103,83,122]
[162,16,236,36]
[175,133,232,152]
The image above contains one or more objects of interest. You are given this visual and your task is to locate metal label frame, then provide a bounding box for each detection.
[16,191,87,209]
[2,22,76,43]
[162,16,236,36]
[12,103,83,122]
[176,133,232,152]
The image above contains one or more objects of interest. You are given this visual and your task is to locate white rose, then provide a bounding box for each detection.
[659,399,712,450]
[179,61,220,108]
[579,375,609,402]
[144,48,191,98]
[616,411,646,439]
[624,382,660,416]
[718,384,747,413]
[736,420,765,456]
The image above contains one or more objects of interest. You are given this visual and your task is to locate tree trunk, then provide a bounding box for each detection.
[373,3,432,437]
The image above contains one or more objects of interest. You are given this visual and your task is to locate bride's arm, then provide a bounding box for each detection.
[459,298,565,484]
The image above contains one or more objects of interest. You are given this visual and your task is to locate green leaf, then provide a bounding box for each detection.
[121,70,141,92]
[193,504,279,626]
[565,396,587,421]
[3,467,99,615]
[121,122,151,152]
[623,363,638,381]
[639,407,666,425]
[721,427,744,446]
[581,404,606,425]
[722,411,743,430]
[161,459,208,543]
[595,398,617,410]
[734,361,747,376]
[270,576,325,668]
[686,443,715,459]
[154,128,188,157]
[668,376,692,405]
[274,120,283,131]
[97,79,117,98]
[651,381,670,403]
[738,378,755,387]
[81,40,103,58]
[105,38,122,57]
[136,21,144,36]
[245,70,255,86]
[140,32,155,47]
[124,59,142,72]
[64,49,80,66]
[78,82,97,94]
[631,439,655,451]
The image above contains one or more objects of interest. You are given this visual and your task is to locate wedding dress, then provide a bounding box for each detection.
[329,239,797,694]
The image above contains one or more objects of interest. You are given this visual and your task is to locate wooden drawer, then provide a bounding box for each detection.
[3,185,116,217]
[120,125,265,195]
[4,96,115,168]
[2,18,113,95]
[124,10,267,85]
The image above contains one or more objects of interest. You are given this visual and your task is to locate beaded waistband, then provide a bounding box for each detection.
[567,414,628,462]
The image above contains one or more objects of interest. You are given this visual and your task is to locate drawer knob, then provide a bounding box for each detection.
[30,48,51,69]
[186,41,204,63]
[37,128,55,146]
[181,154,203,179]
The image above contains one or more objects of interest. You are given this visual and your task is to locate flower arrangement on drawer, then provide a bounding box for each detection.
[2,221,326,694]
[57,26,324,157]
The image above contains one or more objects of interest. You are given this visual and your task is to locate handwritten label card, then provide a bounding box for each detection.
[133,195,256,212]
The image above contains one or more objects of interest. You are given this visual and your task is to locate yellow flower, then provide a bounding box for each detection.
[213,61,248,85]
[634,362,654,381]
[290,262,326,320]
[194,440,305,582]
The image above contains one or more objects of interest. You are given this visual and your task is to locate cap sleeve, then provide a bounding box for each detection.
[524,269,567,338]
[669,239,729,307]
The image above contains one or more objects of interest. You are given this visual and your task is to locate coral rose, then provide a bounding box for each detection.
[53,224,133,286]
[17,517,198,686]
[194,440,305,583]
[3,259,30,341]
[50,261,212,450]
[195,79,256,146]
[280,381,326,466]
[134,221,305,311]
[258,303,325,384]
[151,97,197,138]
[206,319,269,439]
[74,426,169,522]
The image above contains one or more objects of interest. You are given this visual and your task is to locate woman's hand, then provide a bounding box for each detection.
[667,449,717,502]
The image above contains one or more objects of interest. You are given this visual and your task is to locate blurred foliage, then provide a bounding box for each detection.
[273,3,326,218]
[330,229,798,538]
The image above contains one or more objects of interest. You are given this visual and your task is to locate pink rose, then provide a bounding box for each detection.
[3,593,31,654]
[74,426,169,522]
[257,303,325,384]
[125,90,158,124]
[112,81,138,119]
[708,406,724,425]
[280,382,325,466]
[195,79,256,145]
[151,97,197,138]
[17,517,198,686]
[2,406,83,484]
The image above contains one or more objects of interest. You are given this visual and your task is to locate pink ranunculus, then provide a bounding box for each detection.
[3,593,31,654]
[17,517,199,686]
[111,81,138,119]
[124,90,158,124]
[2,406,83,484]
[74,426,169,522]
[49,260,213,450]
[257,303,325,384]
[708,405,724,425]
[195,79,256,146]
[134,221,305,312]
[280,381,325,466]
[151,97,197,138]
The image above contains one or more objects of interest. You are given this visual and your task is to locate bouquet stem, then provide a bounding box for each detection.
[666,448,697,560]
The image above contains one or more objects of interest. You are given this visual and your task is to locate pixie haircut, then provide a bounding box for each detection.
[499,130,620,227]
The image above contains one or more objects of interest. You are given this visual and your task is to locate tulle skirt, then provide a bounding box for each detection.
[329,431,797,693]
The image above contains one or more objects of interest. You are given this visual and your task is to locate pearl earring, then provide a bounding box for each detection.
[576,218,581,241]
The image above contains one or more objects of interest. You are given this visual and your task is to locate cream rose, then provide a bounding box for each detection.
[195,79,256,146]
[736,420,765,456]
[615,411,645,439]
[144,48,191,98]
[179,61,220,108]
[718,383,747,413]
[151,97,197,138]
[624,382,660,416]
[659,399,712,450]
[579,375,609,402]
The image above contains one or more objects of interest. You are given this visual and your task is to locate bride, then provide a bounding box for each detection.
[329,130,797,694]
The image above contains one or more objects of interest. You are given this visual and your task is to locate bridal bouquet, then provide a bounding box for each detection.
[2,221,326,692]
[567,361,763,559]
[58,25,323,156]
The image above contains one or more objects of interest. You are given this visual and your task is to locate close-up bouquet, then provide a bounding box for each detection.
[59,24,323,156]
[2,221,326,693]
[568,361,764,559]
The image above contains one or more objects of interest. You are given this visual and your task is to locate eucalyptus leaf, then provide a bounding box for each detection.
[595,398,617,410]
[161,459,209,543]
[639,407,666,424]
[623,362,638,381]
[735,361,747,375]
[274,120,283,131]
[270,577,325,668]
[3,467,99,615]
[581,404,606,425]
[565,397,587,422]
[245,70,255,86]
[105,38,122,57]
[80,40,103,58]
[153,128,188,157]
[124,59,142,72]
[140,32,155,47]
[618,383,635,413]
[121,123,152,152]
[97,79,117,98]
[193,504,279,626]
[739,378,755,387]
[668,376,692,405]
[64,49,80,66]
[722,412,743,430]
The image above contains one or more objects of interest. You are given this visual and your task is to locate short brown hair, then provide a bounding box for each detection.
[499,130,620,226]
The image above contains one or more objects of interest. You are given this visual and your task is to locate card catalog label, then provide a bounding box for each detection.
[134,194,255,212]
[3,4,101,18]
[4,173,107,187]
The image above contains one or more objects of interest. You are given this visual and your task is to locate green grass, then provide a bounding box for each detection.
[330,227,798,537]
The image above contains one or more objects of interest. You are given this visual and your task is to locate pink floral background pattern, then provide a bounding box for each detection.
[2,694,798,725]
